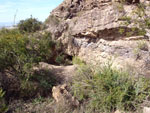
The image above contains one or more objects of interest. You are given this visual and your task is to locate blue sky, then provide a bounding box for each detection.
[0,0,63,23]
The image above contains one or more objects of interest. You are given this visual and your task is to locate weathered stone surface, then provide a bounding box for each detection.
[33,62,77,83]
[46,0,150,77]
[143,107,150,113]
[114,110,125,113]
[52,84,79,106]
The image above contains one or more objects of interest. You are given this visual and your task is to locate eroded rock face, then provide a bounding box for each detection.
[46,0,150,76]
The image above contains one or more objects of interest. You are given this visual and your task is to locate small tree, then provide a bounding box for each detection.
[18,16,42,33]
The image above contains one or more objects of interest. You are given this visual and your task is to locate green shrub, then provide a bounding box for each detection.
[0,88,8,113]
[0,28,72,100]
[18,17,42,33]
[31,69,57,95]
[0,29,29,71]
[55,55,65,64]
[0,29,55,71]
[72,63,150,112]
[72,56,85,66]
[119,16,132,24]
[118,28,125,35]
[0,29,57,99]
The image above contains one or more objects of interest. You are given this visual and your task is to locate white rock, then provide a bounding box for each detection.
[143,107,150,113]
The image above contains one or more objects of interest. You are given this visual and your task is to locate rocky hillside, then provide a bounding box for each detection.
[1,1,150,113]
[46,0,150,77]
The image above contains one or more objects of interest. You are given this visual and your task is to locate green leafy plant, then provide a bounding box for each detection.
[72,56,85,66]
[0,88,8,113]
[72,63,150,113]
[0,29,59,99]
[32,96,45,104]
[118,28,125,35]
[55,55,65,64]
[120,16,132,24]
[18,16,42,33]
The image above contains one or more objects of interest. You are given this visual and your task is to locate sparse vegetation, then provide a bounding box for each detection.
[118,28,125,34]
[118,2,150,37]
[72,56,85,66]
[115,2,124,12]
[137,40,148,51]
[45,15,60,26]
[72,62,150,113]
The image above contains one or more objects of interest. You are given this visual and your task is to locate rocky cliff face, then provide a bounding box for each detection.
[46,0,150,76]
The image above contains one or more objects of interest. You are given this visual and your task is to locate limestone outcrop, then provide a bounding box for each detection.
[46,0,150,76]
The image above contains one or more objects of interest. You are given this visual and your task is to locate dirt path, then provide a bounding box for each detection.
[34,62,77,83]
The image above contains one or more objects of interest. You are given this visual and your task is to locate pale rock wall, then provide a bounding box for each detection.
[46,0,150,76]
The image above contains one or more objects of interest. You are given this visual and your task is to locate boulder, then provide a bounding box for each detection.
[52,84,79,106]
